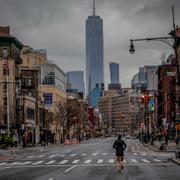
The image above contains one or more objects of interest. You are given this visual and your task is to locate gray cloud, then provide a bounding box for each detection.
[0,0,179,87]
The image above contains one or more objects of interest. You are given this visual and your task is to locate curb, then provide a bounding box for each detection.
[170,158,180,165]
[144,144,176,153]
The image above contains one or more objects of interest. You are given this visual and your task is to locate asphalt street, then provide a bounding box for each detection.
[0,137,179,180]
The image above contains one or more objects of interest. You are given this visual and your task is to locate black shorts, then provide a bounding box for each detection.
[116,152,124,157]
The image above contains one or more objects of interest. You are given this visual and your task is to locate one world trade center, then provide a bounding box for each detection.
[86,0,104,106]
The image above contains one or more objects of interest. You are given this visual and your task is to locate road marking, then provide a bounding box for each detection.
[72,159,80,164]
[38,155,45,158]
[141,153,147,156]
[10,162,19,165]
[97,159,104,164]
[153,159,161,163]
[70,154,77,157]
[141,159,150,163]
[131,159,138,163]
[64,165,77,173]
[26,156,34,158]
[19,161,32,165]
[48,178,53,180]
[123,159,127,163]
[133,153,137,155]
[92,153,97,156]
[32,161,44,165]
[59,160,68,164]
[60,155,66,157]
[84,159,92,164]
[102,153,107,156]
[0,167,10,171]
[109,159,114,163]
[49,154,58,158]
[81,153,87,156]
[45,160,56,165]
[0,163,7,165]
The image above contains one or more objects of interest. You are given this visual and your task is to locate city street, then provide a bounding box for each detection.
[0,137,179,180]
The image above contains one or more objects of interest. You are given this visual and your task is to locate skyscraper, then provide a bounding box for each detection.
[109,62,119,84]
[86,0,104,101]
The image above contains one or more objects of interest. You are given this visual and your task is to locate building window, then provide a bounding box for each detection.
[43,93,53,105]
[26,108,35,120]
[42,72,55,85]
[22,78,32,87]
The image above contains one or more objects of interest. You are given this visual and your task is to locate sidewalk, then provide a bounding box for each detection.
[0,143,57,159]
[144,140,180,165]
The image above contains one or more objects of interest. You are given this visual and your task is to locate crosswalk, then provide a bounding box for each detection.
[0,158,163,166]
[24,152,147,159]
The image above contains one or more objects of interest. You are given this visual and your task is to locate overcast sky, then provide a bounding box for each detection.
[0,0,180,87]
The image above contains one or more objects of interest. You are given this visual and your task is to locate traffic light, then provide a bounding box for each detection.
[141,95,150,104]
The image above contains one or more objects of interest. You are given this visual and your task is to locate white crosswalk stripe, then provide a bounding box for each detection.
[84,159,92,164]
[59,160,68,164]
[26,156,34,159]
[102,153,107,156]
[45,160,56,165]
[131,159,138,163]
[0,163,7,165]
[21,161,32,165]
[70,154,77,157]
[60,155,66,157]
[92,153,97,156]
[49,154,58,158]
[153,159,161,163]
[81,153,87,156]
[32,161,44,165]
[10,162,20,165]
[97,159,104,164]
[38,155,45,158]
[108,159,114,163]
[141,159,150,163]
[72,159,80,164]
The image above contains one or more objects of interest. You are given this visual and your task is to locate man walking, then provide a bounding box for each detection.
[113,134,126,172]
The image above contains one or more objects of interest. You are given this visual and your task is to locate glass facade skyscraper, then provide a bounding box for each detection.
[86,2,104,100]
[110,62,119,84]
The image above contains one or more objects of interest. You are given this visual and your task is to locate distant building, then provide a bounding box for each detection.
[110,62,119,84]
[108,83,121,91]
[131,66,158,91]
[157,54,176,128]
[86,1,104,104]
[99,88,141,134]
[144,65,158,90]
[89,84,102,108]
[67,71,85,96]
[0,27,23,136]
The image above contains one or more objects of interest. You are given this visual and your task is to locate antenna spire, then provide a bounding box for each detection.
[93,0,96,16]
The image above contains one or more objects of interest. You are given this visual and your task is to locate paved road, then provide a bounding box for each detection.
[0,137,179,180]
